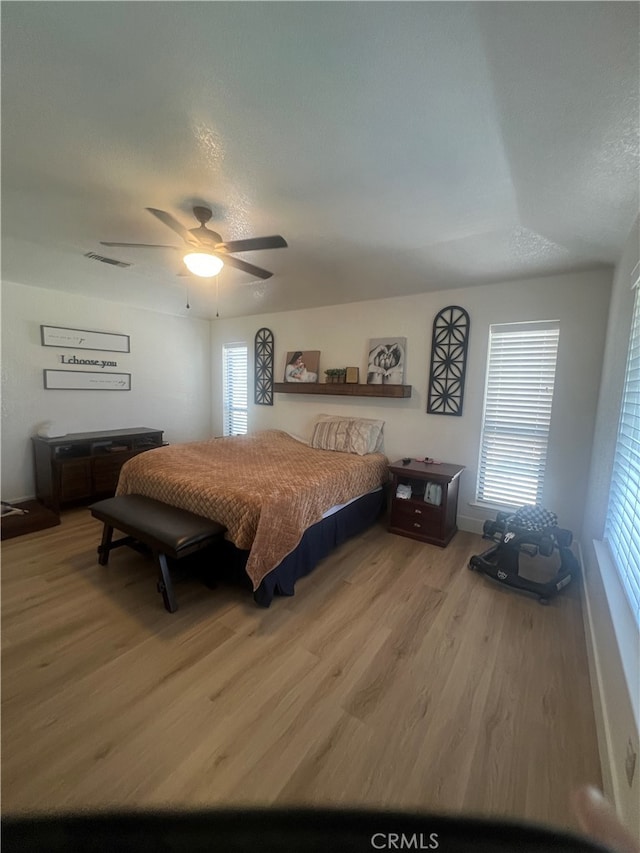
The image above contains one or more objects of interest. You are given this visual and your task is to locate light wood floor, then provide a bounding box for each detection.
[1,509,600,830]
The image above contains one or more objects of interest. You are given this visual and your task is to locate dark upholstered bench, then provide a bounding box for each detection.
[89,495,226,612]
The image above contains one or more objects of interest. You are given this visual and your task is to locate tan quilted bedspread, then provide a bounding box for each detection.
[116,430,389,589]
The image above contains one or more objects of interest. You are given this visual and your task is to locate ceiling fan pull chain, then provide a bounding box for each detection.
[216,274,220,318]
[186,284,190,310]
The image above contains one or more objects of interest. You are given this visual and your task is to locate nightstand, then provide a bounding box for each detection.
[388,459,465,547]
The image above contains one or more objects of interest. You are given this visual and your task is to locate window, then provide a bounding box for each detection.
[605,281,640,625]
[222,343,248,436]
[476,321,560,508]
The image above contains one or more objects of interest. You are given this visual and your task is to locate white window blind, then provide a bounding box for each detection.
[223,343,248,436]
[476,321,560,508]
[605,281,640,625]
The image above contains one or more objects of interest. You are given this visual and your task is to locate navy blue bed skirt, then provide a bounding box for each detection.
[216,487,387,607]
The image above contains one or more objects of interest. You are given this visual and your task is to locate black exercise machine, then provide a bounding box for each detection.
[468,505,580,604]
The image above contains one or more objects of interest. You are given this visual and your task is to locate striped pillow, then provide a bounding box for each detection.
[310,416,384,455]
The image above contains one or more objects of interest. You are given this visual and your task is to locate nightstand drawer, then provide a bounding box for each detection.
[391,501,441,534]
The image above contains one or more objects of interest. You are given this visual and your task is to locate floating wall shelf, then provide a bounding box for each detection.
[273,383,412,398]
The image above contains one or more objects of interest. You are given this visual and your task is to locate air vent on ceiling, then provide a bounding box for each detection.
[84,251,132,268]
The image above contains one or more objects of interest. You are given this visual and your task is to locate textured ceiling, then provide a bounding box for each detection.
[1,2,638,320]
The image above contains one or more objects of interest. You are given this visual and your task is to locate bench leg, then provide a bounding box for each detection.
[97,524,114,566]
[155,552,178,613]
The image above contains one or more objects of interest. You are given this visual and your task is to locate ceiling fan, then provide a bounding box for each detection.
[101,206,287,279]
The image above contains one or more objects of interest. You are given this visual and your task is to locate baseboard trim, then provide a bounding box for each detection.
[457,514,484,535]
[579,539,639,835]
[4,494,37,505]
[578,541,615,801]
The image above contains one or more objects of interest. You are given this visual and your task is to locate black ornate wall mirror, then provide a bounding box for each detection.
[254,328,274,405]
[427,306,470,416]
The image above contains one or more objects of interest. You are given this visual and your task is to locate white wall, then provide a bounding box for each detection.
[1,280,212,501]
[4,262,632,824]
[211,268,612,537]
[581,218,639,835]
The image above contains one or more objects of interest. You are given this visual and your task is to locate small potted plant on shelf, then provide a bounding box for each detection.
[324,368,347,384]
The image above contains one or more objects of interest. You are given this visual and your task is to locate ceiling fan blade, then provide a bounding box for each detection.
[146,208,200,246]
[220,235,288,253]
[100,241,181,249]
[220,254,273,280]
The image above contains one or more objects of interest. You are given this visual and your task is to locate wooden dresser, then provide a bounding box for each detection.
[32,427,164,513]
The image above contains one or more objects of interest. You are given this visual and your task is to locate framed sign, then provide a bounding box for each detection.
[345,366,359,384]
[41,325,130,353]
[43,370,131,391]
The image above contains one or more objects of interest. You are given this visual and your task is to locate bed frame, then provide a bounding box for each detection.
[215,487,387,606]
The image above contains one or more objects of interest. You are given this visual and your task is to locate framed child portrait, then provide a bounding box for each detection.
[284,351,320,382]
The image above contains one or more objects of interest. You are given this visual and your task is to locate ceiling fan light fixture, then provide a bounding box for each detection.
[183,252,224,277]
[101,207,284,280]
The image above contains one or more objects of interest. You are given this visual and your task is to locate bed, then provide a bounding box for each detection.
[116,425,390,605]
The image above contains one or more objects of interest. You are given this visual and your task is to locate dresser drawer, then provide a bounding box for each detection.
[56,459,93,501]
[93,452,139,493]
